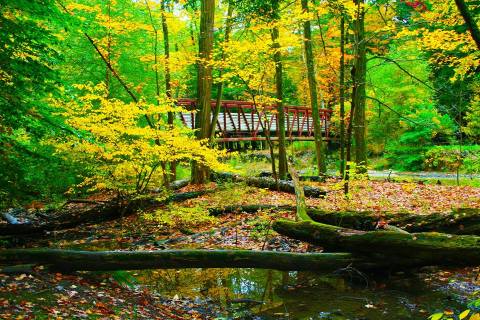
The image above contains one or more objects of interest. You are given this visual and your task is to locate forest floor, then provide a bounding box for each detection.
[2,179,480,318]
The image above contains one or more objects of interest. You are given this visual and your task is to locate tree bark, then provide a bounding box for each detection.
[0,249,355,272]
[208,204,480,236]
[288,163,310,221]
[271,26,288,180]
[2,213,20,224]
[352,0,367,171]
[212,172,326,197]
[161,0,177,181]
[210,2,234,140]
[339,15,346,176]
[0,190,209,236]
[301,0,326,176]
[273,219,480,267]
[307,208,480,235]
[454,0,480,50]
[344,64,356,195]
[192,0,215,184]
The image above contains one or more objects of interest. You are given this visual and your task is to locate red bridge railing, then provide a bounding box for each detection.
[176,98,332,142]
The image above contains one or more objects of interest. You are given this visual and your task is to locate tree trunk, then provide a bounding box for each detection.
[192,0,215,184]
[454,0,480,50]
[208,204,480,236]
[105,0,112,96]
[161,0,177,181]
[273,219,480,267]
[339,15,346,176]
[344,64,356,195]
[0,190,209,236]
[352,0,367,171]
[212,172,326,197]
[1,211,21,224]
[301,0,326,176]
[307,208,480,235]
[0,249,355,272]
[288,163,309,221]
[271,26,288,180]
[210,2,234,140]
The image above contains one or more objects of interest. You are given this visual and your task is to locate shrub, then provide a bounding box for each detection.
[425,145,480,173]
[385,104,456,171]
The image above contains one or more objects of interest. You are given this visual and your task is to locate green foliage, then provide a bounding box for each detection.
[425,145,480,174]
[367,45,432,155]
[111,271,138,289]
[385,104,456,171]
[142,204,216,229]
[0,0,87,207]
[464,92,480,142]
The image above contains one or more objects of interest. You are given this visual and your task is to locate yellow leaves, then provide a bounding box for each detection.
[66,3,101,14]
[470,313,480,320]
[0,70,13,86]
[459,310,471,319]
[54,82,228,193]
[400,0,478,80]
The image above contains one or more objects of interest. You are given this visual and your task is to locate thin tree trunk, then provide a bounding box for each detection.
[161,0,177,181]
[210,2,234,140]
[271,26,288,180]
[252,97,278,182]
[352,0,367,171]
[454,0,480,50]
[105,0,112,96]
[192,0,215,184]
[344,65,356,195]
[57,1,157,128]
[339,15,346,177]
[145,0,170,187]
[301,0,326,176]
[212,172,326,197]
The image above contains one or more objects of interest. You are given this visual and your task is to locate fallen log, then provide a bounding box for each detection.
[169,179,190,190]
[0,190,209,236]
[212,172,326,198]
[208,205,480,236]
[1,210,23,225]
[273,219,480,267]
[0,248,356,271]
[259,171,326,182]
[307,208,480,235]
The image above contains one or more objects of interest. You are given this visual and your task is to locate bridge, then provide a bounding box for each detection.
[177,98,332,142]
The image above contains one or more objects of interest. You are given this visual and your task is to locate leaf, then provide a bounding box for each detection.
[459,310,470,319]
[429,313,444,320]
[470,314,480,320]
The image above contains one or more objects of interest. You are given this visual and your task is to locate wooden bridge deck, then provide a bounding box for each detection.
[177,98,332,142]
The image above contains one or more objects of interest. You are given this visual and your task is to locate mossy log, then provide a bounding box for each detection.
[0,190,208,236]
[0,249,356,271]
[1,211,21,224]
[213,172,326,198]
[307,208,480,235]
[273,219,480,267]
[208,205,480,235]
[258,171,325,182]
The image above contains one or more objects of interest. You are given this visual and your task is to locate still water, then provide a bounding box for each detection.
[133,267,477,319]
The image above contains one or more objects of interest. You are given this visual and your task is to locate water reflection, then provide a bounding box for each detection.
[132,268,470,319]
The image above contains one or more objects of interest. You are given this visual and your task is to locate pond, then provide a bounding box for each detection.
[128,267,478,319]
